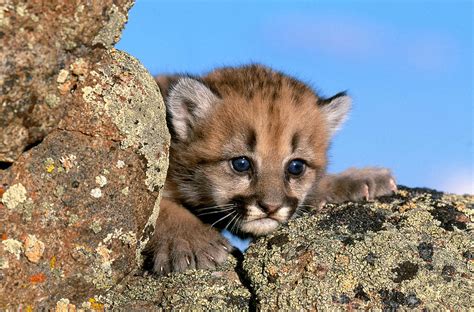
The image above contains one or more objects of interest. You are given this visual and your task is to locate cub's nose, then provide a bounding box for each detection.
[257,201,282,214]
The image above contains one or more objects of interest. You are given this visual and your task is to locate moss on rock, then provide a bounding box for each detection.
[243,187,473,310]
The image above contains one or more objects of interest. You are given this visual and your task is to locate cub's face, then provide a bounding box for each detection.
[158,65,350,236]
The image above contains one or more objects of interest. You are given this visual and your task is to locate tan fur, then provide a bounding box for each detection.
[163,65,329,234]
[148,64,396,274]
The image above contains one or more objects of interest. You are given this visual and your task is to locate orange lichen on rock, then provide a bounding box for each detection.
[30,273,46,283]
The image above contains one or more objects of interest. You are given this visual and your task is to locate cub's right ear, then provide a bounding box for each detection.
[155,75,180,100]
[166,77,220,141]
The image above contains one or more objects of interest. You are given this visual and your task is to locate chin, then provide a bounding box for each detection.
[240,218,281,236]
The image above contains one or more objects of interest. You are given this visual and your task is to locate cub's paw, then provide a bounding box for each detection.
[148,206,231,275]
[321,167,397,204]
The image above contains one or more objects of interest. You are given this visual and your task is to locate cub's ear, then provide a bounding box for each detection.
[318,91,352,136]
[155,75,180,100]
[166,77,219,141]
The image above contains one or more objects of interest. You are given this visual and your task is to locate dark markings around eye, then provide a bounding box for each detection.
[246,128,257,152]
[291,133,300,153]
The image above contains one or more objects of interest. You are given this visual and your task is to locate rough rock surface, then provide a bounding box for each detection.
[0,50,169,307]
[0,1,170,308]
[243,187,473,310]
[104,258,251,310]
[0,49,170,308]
[2,1,472,310]
[97,187,472,310]
[0,0,133,162]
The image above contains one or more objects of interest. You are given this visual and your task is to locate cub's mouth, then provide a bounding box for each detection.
[194,197,299,236]
[240,217,281,236]
[230,197,298,236]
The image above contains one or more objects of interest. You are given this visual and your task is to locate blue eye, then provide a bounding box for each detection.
[287,159,306,176]
[231,157,251,172]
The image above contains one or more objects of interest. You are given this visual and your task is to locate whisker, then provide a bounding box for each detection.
[197,207,235,217]
[195,204,235,211]
[231,215,244,234]
[296,204,315,213]
[225,213,239,232]
[230,216,238,233]
[294,208,309,215]
[299,204,317,209]
[291,205,313,219]
[297,205,310,209]
[210,210,236,228]
[297,208,310,214]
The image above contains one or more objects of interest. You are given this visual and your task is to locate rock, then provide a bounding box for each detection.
[1,183,27,210]
[24,235,45,264]
[103,258,251,310]
[54,298,77,312]
[243,187,473,310]
[0,4,170,306]
[90,187,472,310]
[1,0,471,310]
[2,239,23,260]
[0,108,167,307]
[0,49,170,307]
[0,0,133,162]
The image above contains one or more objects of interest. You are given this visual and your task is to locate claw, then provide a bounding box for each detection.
[389,179,397,192]
[363,184,370,201]
[318,200,327,211]
[186,257,190,265]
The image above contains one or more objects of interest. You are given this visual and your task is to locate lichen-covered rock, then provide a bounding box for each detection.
[0,0,133,162]
[243,187,473,310]
[0,129,158,305]
[103,258,251,310]
[0,49,169,310]
[2,2,471,310]
[1,0,170,308]
[94,187,472,310]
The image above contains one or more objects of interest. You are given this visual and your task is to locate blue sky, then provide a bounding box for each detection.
[117,0,473,195]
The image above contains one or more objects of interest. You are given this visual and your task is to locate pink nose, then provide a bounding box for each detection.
[257,201,281,213]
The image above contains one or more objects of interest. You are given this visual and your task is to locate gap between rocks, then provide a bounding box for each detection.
[231,249,259,311]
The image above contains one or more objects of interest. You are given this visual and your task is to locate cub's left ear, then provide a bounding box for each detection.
[318,91,352,136]
[166,77,220,141]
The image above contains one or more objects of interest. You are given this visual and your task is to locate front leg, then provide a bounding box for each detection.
[315,167,397,205]
[145,198,231,275]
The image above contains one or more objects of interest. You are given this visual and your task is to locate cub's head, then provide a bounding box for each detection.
[157,65,350,236]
